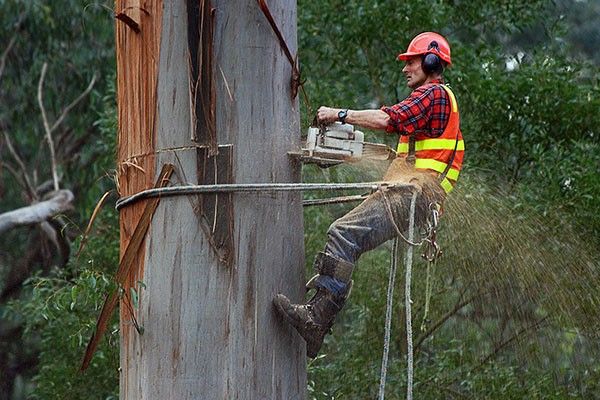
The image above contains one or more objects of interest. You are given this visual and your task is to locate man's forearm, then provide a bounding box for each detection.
[345,109,389,131]
[316,106,390,131]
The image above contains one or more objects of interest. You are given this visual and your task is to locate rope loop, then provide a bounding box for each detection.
[115,181,413,210]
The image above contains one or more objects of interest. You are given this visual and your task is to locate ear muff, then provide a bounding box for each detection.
[422,41,443,75]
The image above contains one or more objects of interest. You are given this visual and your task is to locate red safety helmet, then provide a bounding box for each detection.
[397,32,452,65]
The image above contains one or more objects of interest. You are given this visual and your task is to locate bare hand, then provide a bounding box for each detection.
[316,106,340,124]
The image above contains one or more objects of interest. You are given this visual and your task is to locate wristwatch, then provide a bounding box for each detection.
[337,109,348,124]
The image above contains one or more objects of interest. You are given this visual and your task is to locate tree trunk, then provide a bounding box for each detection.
[116,1,306,399]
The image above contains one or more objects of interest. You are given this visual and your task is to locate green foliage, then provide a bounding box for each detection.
[305,176,600,399]
[3,208,120,399]
[458,49,600,241]
[0,0,116,214]
[300,0,600,399]
[0,2,118,397]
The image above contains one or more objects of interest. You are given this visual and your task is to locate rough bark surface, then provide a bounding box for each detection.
[117,1,306,398]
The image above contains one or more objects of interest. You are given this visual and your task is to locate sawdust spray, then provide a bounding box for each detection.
[306,157,600,384]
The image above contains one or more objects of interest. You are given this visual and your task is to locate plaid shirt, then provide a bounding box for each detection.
[381,79,450,137]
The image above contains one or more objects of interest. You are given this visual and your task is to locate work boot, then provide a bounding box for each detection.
[273,252,353,358]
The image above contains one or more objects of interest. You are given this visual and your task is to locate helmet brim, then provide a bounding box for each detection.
[396,51,423,61]
[396,51,452,66]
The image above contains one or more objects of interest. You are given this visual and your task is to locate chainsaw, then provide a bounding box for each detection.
[293,122,396,168]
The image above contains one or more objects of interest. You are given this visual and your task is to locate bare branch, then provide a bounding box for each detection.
[50,73,97,134]
[0,189,74,235]
[1,161,27,192]
[37,63,97,192]
[37,62,60,191]
[471,316,550,372]
[39,220,61,256]
[414,292,482,352]
[35,179,56,197]
[2,131,36,199]
[0,35,17,83]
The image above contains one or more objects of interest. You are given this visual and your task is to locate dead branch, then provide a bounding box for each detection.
[50,73,97,134]
[0,35,16,83]
[1,161,27,192]
[35,179,56,197]
[76,190,112,258]
[0,189,74,235]
[37,62,60,191]
[470,316,550,374]
[414,291,481,352]
[37,62,97,192]
[2,131,36,200]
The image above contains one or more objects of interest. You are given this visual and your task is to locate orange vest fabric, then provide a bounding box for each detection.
[396,85,464,193]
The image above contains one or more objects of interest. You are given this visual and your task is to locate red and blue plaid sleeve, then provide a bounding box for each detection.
[381,83,450,137]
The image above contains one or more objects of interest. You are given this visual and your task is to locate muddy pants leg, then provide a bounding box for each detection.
[274,187,422,357]
[327,187,426,261]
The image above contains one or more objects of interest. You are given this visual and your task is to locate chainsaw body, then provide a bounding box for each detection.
[297,122,394,167]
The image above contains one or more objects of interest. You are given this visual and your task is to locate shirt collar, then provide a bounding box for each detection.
[428,78,444,84]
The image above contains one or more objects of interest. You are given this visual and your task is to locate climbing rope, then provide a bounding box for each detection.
[378,190,418,400]
[378,237,399,400]
[404,190,418,400]
[420,258,436,332]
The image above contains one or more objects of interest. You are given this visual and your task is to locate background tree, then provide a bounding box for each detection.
[0,1,117,398]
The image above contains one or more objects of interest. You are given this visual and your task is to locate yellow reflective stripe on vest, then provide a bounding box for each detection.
[441,84,458,113]
[414,158,460,181]
[440,178,454,193]
[397,142,408,153]
[397,138,464,153]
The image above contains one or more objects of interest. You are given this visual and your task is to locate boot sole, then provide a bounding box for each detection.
[273,294,323,358]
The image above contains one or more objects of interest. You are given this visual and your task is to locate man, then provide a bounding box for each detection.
[274,32,465,358]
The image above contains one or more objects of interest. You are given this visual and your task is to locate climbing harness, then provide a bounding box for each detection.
[379,187,442,256]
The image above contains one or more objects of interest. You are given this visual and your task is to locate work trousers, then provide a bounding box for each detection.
[323,182,445,265]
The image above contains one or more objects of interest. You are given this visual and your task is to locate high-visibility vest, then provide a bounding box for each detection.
[396,84,464,194]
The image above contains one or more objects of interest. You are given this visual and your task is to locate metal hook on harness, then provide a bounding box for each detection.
[422,202,442,262]
[422,235,442,262]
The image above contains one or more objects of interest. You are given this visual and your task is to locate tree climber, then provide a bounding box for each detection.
[274,32,465,358]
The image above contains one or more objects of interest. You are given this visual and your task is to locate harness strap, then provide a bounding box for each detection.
[407,135,416,164]
[438,133,460,183]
